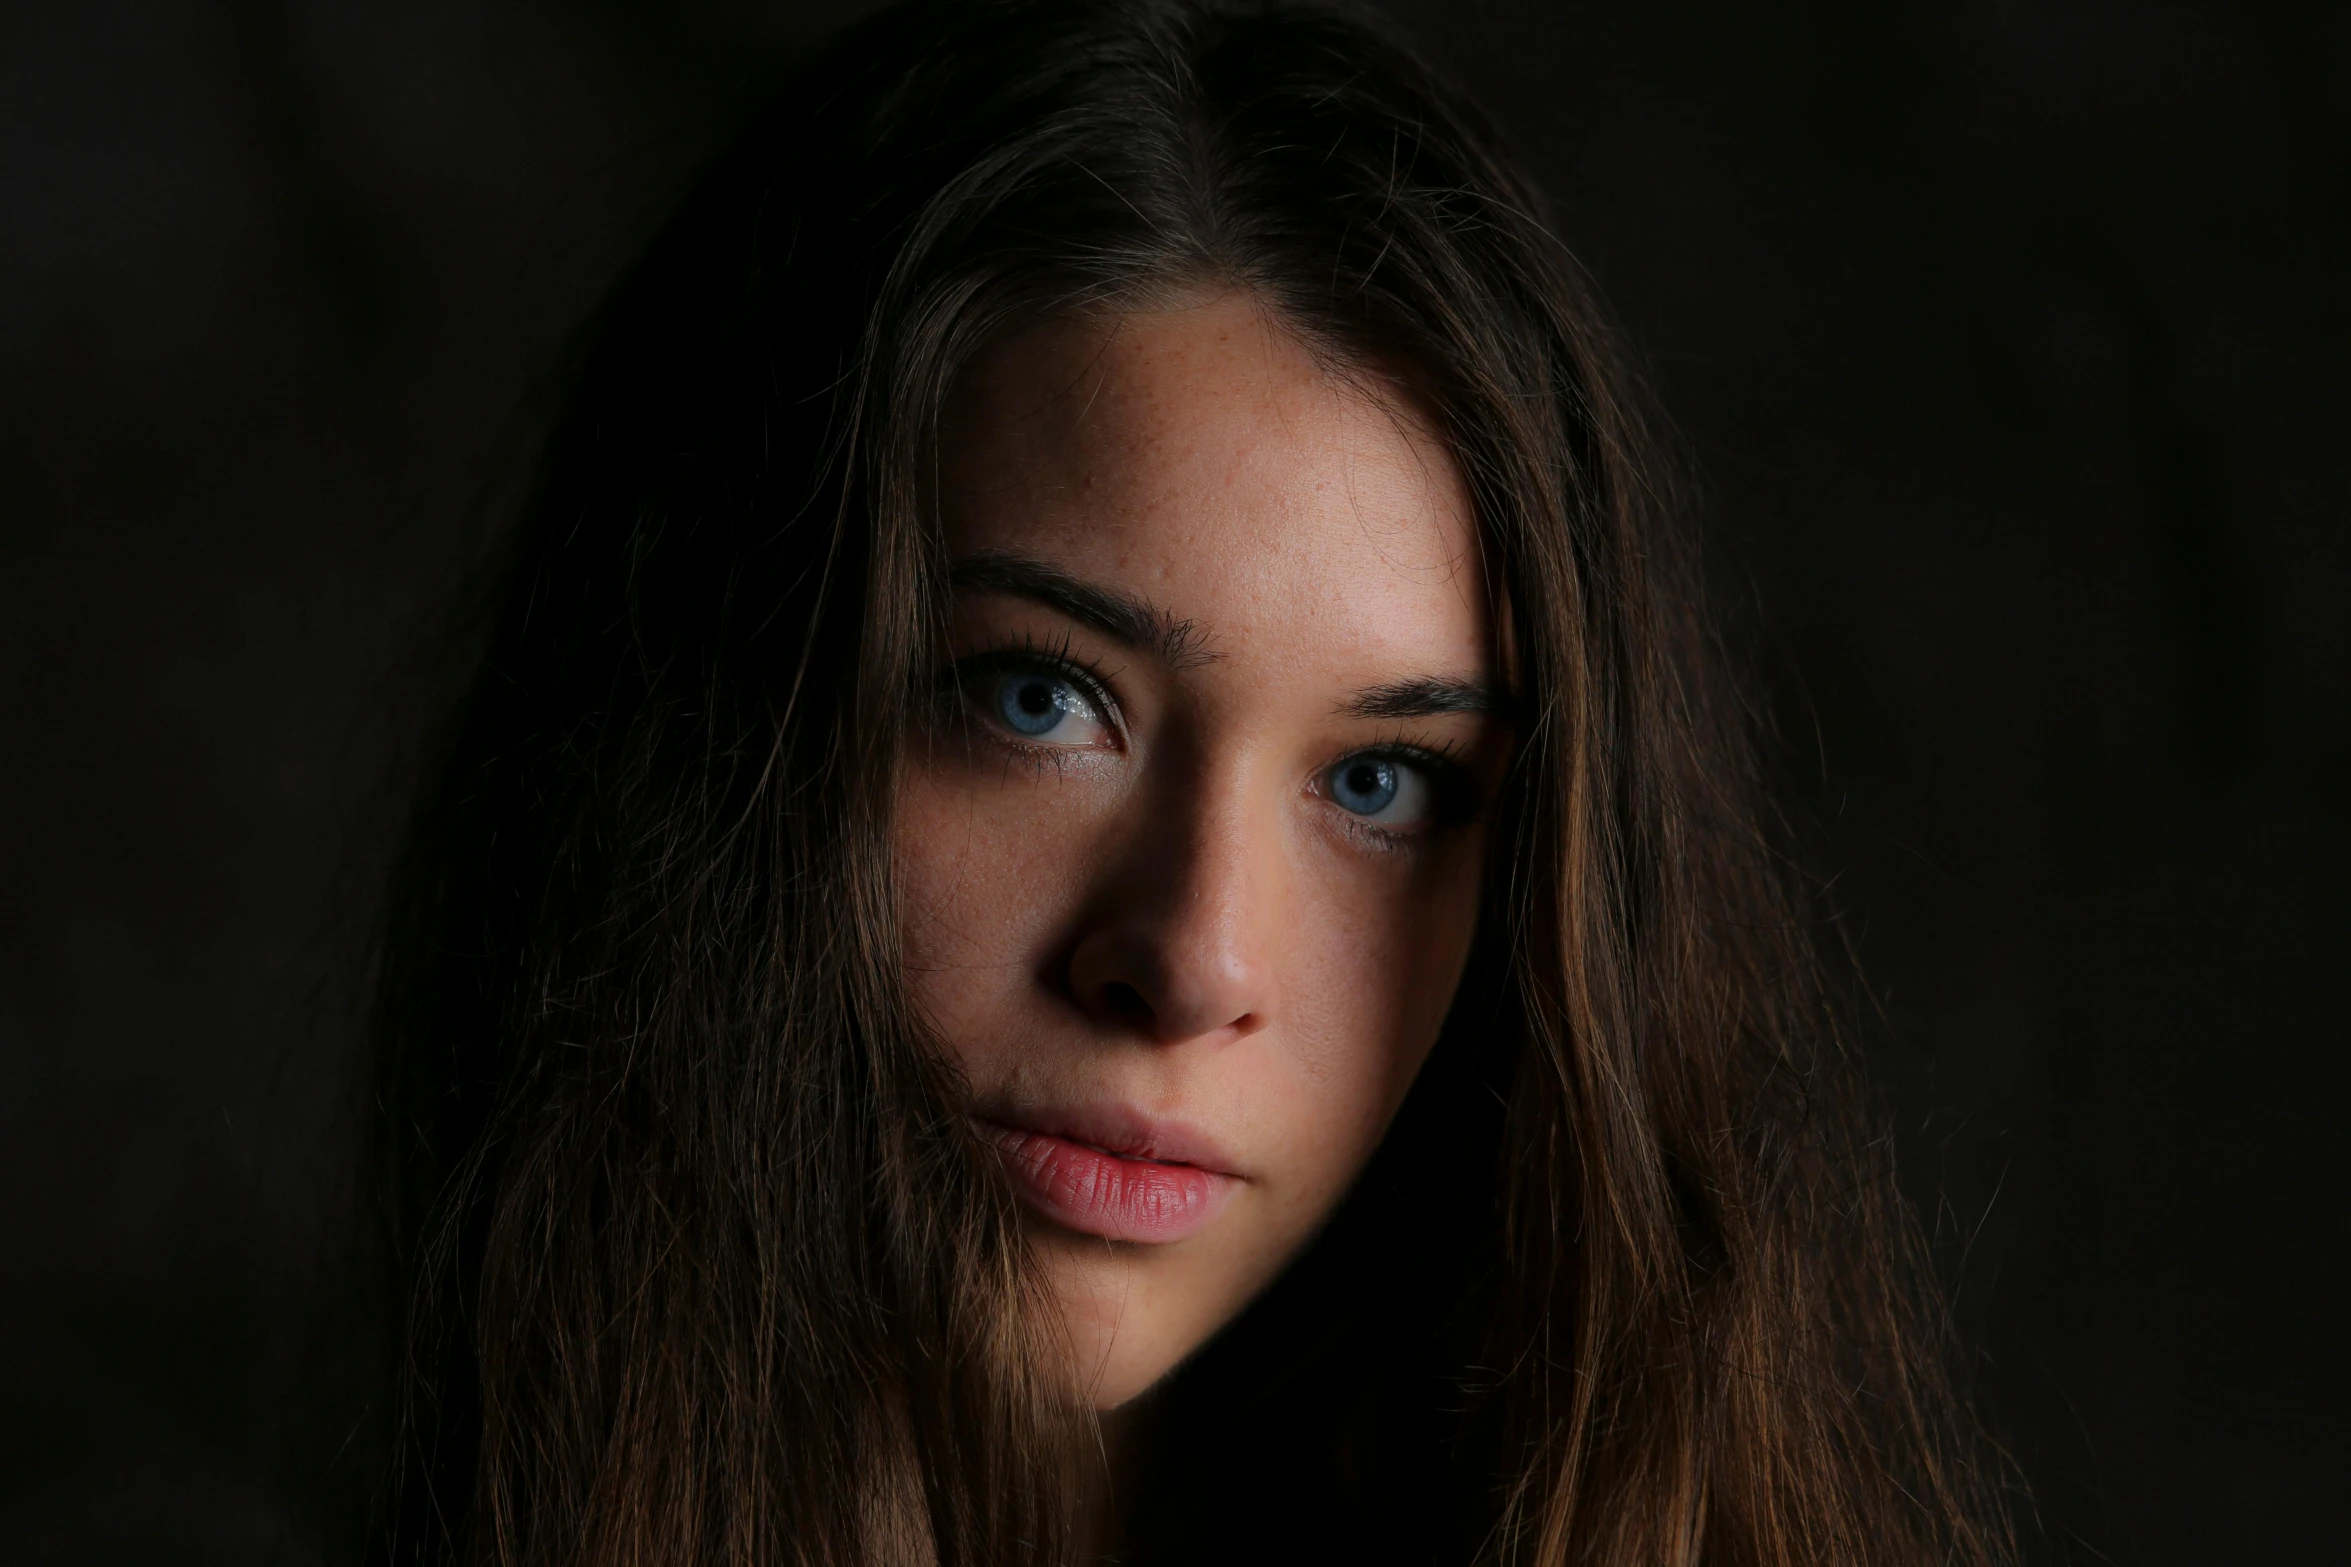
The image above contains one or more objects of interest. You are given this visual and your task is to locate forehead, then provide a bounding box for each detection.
[937,294,1489,678]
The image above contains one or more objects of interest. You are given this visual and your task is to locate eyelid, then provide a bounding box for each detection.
[1347,733,1468,786]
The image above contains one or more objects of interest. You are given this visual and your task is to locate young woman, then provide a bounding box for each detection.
[369,1,2012,1562]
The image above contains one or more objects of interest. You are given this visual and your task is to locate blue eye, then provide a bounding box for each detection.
[1332,757,1399,814]
[1325,753,1433,825]
[994,669,1094,738]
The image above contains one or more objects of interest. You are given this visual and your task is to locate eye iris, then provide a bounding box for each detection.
[999,674,1069,736]
[1333,758,1399,816]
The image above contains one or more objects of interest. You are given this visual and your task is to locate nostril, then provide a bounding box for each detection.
[1095,979,1154,1030]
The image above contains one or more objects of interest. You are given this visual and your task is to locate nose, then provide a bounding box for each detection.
[1064,771,1277,1045]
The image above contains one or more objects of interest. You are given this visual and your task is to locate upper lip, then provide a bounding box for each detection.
[974,1101,1245,1178]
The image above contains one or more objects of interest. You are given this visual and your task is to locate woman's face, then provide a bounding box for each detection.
[895,294,1505,1408]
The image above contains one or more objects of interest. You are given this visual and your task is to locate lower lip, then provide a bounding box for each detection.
[978,1122,1237,1244]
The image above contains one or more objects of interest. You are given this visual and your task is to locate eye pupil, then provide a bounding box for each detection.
[1016,681,1054,716]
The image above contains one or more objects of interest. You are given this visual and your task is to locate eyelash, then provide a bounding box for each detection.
[936,641,1481,839]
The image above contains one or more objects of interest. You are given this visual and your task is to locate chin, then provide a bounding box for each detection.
[1025,1221,1246,1410]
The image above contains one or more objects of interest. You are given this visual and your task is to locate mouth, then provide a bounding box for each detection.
[973,1107,1242,1245]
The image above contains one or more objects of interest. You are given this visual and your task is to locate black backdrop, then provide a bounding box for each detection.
[3,1,2344,1562]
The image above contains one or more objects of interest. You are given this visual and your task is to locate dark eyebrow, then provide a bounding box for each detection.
[948,549,1216,669]
[1341,675,1507,721]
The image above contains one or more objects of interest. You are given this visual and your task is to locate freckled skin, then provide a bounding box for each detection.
[894,294,1502,1408]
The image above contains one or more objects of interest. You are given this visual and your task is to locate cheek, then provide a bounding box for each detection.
[893,753,1124,1080]
[893,766,1042,1064]
[1266,838,1483,1178]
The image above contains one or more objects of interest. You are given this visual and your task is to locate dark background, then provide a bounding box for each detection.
[3,0,2344,1561]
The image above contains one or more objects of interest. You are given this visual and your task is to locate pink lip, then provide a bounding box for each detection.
[975,1106,1241,1244]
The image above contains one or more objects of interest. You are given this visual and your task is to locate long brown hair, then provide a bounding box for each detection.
[369,2,2013,1563]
